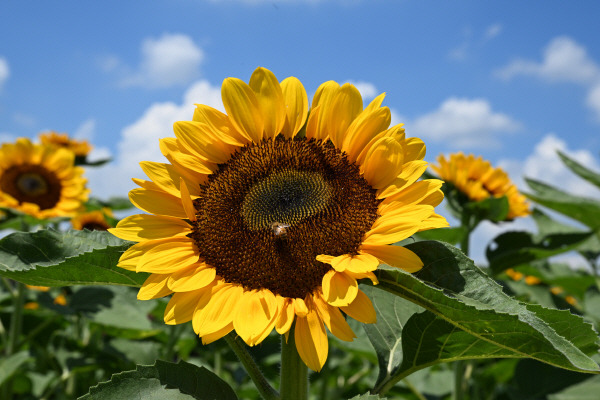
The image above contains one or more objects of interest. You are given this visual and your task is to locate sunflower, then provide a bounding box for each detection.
[109,67,447,371]
[72,209,114,231]
[431,152,530,219]
[0,138,88,219]
[39,131,93,157]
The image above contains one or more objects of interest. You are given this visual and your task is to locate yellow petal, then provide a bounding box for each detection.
[379,179,444,213]
[222,77,264,142]
[129,188,187,219]
[356,124,405,166]
[340,289,376,324]
[164,288,211,325]
[173,121,234,164]
[342,106,391,162]
[167,263,217,292]
[404,137,426,162]
[193,104,250,145]
[137,239,199,273]
[316,253,379,273]
[360,244,423,273]
[117,238,173,271]
[194,283,244,337]
[201,322,234,345]
[159,138,214,177]
[293,298,309,317]
[294,310,328,372]
[179,178,197,221]
[375,160,428,199]
[276,297,295,334]
[312,294,356,342]
[139,161,183,198]
[321,270,358,307]
[417,214,450,232]
[360,137,405,189]
[137,273,172,300]
[311,81,340,141]
[234,289,279,346]
[280,77,308,138]
[109,214,191,242]
[327,83,363,148]
[304,105,322,140]
[249,67,286,140]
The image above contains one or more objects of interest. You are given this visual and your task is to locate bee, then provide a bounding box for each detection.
[270,222,290,239]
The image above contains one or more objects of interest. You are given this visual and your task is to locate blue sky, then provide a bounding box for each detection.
[1,0,600,262]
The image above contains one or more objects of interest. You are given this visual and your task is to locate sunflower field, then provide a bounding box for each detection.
[0,69,599,400]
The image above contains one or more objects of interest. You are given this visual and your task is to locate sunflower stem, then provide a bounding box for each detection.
[280,328,308,400]
[224,332,279,400]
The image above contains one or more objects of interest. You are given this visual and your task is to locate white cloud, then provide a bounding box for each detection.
[484,23,502,41]
[586,83,600,121]
[86,79,222,198]
[119,33,204,89]
[499,133,600,197]
[0,57,8,90]
[74,119,96,140]
[495,36,600,84]
[407,97,521,149]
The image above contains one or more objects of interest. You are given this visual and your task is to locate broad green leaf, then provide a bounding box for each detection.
[79,360,238,400]
[0,351,31,386]
[525,178,600,229]
[558,151,600,190]
[510,359,592,399]
[361,285,423,387]
[548,374,600,400]
[367,241,599,394]
[348,394,386,400]
[415,226,466,245]
[464,195,510,223]
[0,229,145,287]
[486,230,591,274]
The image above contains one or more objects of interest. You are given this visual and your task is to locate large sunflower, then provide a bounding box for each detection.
[431,152,530,220]
[0,138,88,219]
[110,67,447,371]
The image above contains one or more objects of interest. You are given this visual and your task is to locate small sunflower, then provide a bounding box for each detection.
[0,138,88,219]
[431,152,530,219]
[39,131,93,157]
[110,67,447,371]
[72,209,114,231]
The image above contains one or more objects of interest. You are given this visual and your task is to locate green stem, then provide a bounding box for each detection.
[280,329,308,400]
[224,333,279,400]
[2,281,26,399]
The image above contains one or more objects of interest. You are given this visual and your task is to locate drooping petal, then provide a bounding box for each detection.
[294,310,328,372]
[275,297,295,334]
[312,294,356,342]
[194,283,244,338]
[163,289,210,325]
[167,263,217,292]
[222,77,264,142]
[360,244,424,273]
[321,270,358,307]
[249,67,286,140]
[234,289,279,346]
[280,77,308,138]
[340,289,376,324]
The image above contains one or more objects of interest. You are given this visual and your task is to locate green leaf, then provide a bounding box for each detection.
[0,351,31,386]
[464,195,510,223]
[548,374,600,400]
[525,178,600,229]
[368,241,599,394]
[79,360,238,400]
[414,226,466,245]
[511,359,592,399]
[486,230,592,274]
[0,229,146,287]
[557,150,600,190]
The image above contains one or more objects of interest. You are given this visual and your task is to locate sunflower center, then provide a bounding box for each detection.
[241,170,332,230]
[0,165,62,210]
[189,137,380,299]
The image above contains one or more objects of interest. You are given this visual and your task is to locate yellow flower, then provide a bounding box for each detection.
[39,131,93,157]
[524,275,542,285]
[109,67,447,371]
[505,268,524,281]
[0,138,88,219]
[72,209,113,231]
[431,152,530,219]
